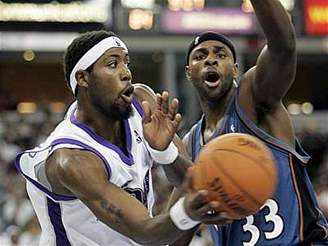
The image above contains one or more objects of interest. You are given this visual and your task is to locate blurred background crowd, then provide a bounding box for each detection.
[0,0,327,245]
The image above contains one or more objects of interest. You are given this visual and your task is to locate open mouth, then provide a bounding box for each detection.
[204,71,220,87]
[205,71,220,82]
[121,85,134,104]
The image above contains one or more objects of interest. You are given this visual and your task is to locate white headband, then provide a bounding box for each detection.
[69,36,128,95]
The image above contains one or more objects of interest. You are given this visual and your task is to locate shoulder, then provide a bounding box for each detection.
[239,66,274,117]
[239,65,282,113]
[45,149,108,197]
[241,66,256,84]
[53,148,106,171]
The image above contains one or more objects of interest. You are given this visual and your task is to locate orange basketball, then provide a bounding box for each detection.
[192,133,277,220]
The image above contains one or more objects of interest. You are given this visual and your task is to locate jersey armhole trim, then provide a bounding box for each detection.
[288,154,304,242]
[15,152,77,201]
[51,138,112,181]
[234,97,310,164]
[15,138,113,202]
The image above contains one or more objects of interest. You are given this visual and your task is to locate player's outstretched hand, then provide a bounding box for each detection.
[183,168,233,225]
[142,91,182,151]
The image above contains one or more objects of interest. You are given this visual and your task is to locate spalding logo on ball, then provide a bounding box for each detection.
[192,133,277,220]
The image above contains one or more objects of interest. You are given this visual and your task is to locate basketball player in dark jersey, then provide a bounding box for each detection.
[178,0,328,245]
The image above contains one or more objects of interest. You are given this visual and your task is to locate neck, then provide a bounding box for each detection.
[76,96,124,143]
[200,86,235,131]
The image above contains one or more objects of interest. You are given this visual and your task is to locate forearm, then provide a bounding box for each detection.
[163,154,192,187]
[89,196,192,245]
[135,213,188,245]
[251,0,296,50]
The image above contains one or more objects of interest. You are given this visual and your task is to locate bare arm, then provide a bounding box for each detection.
[134,83,192,187]
[46,149,205,245]
[240,0,296,109]
[46,149,226,245]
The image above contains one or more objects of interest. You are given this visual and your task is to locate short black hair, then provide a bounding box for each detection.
[63,30,117,95]
[185,31,236,65]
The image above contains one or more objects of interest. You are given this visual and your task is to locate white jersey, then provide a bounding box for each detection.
[16,97,155,246]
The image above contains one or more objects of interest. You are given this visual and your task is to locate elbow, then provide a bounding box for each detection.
[270,27,296,54]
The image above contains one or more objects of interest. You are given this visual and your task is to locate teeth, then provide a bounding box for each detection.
[205,80,220,88]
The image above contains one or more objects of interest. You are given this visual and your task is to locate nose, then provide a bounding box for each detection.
[205,56,218,66]
[121,67,132,82]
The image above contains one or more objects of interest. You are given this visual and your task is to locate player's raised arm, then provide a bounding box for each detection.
[134,83,192,187]
[241,0,297,108]
[46,148,222,245]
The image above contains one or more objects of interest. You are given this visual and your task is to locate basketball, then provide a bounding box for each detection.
[192,133,277,220]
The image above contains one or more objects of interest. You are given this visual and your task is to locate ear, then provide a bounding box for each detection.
[233,63,239,80]
[185,65,191,81]
[75,70,89,88]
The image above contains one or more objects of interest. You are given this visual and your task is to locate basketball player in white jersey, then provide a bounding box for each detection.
[15,30,226,246]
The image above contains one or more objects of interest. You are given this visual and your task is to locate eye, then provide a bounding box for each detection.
[195,54,205,61]
[108,61,117,68]
[218,53,227,59]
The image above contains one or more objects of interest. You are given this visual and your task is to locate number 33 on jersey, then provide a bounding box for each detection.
[213,199,283,246]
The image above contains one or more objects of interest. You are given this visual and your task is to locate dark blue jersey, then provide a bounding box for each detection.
[184,90,328,245]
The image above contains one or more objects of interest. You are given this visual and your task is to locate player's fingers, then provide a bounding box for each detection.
[202,217,233,225]
[191,202,225,222]
[169,114,182,132]
[156,93,162,111]
[161,91,169,114]
[173,113,182,127]
[168,98,179,120]
[196,201,221,215]
[142,101,152,124]
[188,190,209,209]
[201,212,233,225]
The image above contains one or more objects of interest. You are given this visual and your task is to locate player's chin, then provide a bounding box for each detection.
[205,89,224,100]
[118,104,134,119]
[208,85,231,100]
[108,102,133,120]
